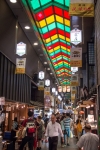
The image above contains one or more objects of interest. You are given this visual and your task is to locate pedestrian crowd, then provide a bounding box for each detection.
[10,110,99,150]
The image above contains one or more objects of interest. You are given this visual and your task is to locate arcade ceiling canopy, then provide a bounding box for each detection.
[22,0,71,85]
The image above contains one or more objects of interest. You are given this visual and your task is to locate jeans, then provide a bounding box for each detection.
[19,136,34,150]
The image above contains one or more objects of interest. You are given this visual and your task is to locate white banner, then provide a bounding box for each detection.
[70,47,82,67]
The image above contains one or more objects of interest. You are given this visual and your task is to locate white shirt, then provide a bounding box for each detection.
[45,121,63,137]
[77,132,99,150]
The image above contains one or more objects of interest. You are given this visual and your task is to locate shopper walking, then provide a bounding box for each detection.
[19,110,36,150]
[77,124,99,150]
[45,114,64,150]
[76,116,82,140]
[63,113,71,146]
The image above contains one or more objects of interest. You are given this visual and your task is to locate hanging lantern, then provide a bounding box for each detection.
[52,88,55,93]
[71,67,78,73]
[58,86,62,92]
[45,79,50,86]
[67,86,70,92]
[38,71,45,80]
[55,91,58,95]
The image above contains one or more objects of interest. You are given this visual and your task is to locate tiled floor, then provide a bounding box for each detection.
[42,138,78,150]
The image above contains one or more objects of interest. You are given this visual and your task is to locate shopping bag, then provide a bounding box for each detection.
[22,127,26,138]
[70,131,73,138]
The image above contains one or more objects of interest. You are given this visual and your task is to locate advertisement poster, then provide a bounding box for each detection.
[70,47,82,67]
[15,58,26,74]
[70,74,79,86]
[69,0,94,17]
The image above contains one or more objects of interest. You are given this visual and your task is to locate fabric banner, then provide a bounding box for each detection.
[38,80,44,90]
[70,74,79,86]
[70,47,82,67]
[71,93,75,102]
[15,58,26,74]
[69,0,94,17]
[71,86,77,94]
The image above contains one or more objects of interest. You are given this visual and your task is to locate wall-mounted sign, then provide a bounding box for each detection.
[69,0,94,17]
[39,71,45,80]
[71,74,79,86]
[16,42,26,56]
[38,81,44,90]
[58,86,62,93]
[0,97,5,105]
[70,47,82,67]
[15,58,26,74]
[45,79,50,86]
[70,29,82,45]
[71,67,78,72]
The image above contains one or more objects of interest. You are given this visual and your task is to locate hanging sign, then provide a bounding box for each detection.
[15,58,26,74]
[38,81,44,90]
[16,42,26,56]
[66,86,70,92]
[71,93,75,101]
[71,86,77,94]
[70,29,82,45]
[71,67,78,73]
[39,71,45,80]
[69,0,94,17]
[70,47,82,67]
[58,86,62,93]
[0,97,5,105]
[45,79,50,86]
[71,74,79,86]
[44,87,50,96]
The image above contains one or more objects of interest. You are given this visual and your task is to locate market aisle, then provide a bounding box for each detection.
[42,138,78,150]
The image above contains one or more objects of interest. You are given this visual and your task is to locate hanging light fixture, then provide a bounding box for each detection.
[38,71,45,80]
[55,91,58,95]
[45,79,50,86]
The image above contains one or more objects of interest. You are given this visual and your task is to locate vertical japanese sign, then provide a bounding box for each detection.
[70,47,82,67]
[71,74,79,86]
[38,81,44,90]
[69,0,94,17]
[71,93,75,102]
[15,58,26,74]
[71,86,77,94]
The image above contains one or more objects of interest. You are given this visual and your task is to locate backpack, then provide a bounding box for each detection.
[77,123,82,132]
[26,119,36,135]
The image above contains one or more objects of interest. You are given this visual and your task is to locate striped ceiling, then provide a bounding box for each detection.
[22,0,71,85]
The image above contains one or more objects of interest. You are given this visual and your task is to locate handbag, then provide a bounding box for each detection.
[22,127,26,138]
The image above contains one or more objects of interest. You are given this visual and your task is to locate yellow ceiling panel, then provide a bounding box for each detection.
[66,37,70,42]
[56,15,63,24]
[45,38,51,43]
[39,19,46,28]
[36,21,40,27]
[51,34,58,40]
[59,34,65,40]
[46,15,55,25]
[54,46,60,51]
[64,19,70,26]
[61,46,66,50]
[48,49,54,53]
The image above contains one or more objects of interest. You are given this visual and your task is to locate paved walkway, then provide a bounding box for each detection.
[42,138,78,150]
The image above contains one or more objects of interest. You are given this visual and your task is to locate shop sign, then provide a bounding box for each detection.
[70,74,79,86]
[45,79,50,86]
[15,58,26,74]
[69,0,94,17]
[70,29,82,45]
[0,97,5,105]
[71,86,77,94]
[71,93,75,102]
[70,47,82,67]
[38,81,44,90]
[16,42,26,56]
[39,71,45,80]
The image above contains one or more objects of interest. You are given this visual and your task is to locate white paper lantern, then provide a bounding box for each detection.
[39,71,45,80]
[45,79,50,86]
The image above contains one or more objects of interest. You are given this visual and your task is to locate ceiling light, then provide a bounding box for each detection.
[44,62,47,64]
[47,68,50,70]
[25,26,30,29]
[10,0,17,3]
[33,42,38,45]
[50,73,52,75]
